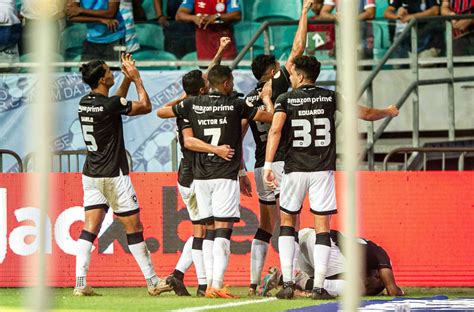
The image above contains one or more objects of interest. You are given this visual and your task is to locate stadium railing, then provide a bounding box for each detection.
[23,149,133,172]
[383,147,474,171]
[0,149,23,173]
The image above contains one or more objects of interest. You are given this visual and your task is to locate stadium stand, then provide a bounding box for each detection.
[252,0,302,21]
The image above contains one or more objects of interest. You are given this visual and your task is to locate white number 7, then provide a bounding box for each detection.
[204,128,221,156]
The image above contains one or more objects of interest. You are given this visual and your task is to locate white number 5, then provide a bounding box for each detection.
[82,125,98,152]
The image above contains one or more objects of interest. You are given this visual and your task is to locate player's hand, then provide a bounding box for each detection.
[121,54,140,82]
[303,0,313,12]
[65,4,82,18]
[219,37,231,51]
[260,79,273,101]
[193,15,207,28]
[397,7,407,19]
[263,169,278,189]
[203,14,219,29]
[214,144,235,161]
[453,18,472,31]
[386,105,399,118]
[400,14,413,23]
[239,175,253,197]
[157,15,170,27]
[101,19,119,32]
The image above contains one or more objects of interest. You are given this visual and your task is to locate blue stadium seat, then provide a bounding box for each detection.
[135,23,165,51]
[270,25,297,59]
[61,24,88,61]
[180,51,198,70]
[241,0,253,21]
[253,0,301,22]
[234,21,268,52]
[142,0,157,20]
[133,50,178,70]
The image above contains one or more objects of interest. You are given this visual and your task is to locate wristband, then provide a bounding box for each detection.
[238,169,247,177]
[263,162,272,170]
[157,15,164,20]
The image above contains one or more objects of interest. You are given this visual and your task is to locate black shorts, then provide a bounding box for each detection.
[82,40,121,62]
[365,240,392,272]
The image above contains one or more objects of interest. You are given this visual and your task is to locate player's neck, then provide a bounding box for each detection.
[91,85,109,97]
[297,81,316,89]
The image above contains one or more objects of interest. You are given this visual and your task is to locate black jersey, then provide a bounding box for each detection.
[274,85,339,173]
[172,91,258,180]
[78,93,132,177]
[245,66,290,168]
[177,111,194,187]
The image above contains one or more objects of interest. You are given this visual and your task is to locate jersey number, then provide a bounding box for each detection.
[292,118,331,148]
[82,125,98,152]
[204,128,221,156]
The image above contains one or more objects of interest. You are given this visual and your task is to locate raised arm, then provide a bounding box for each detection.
[115,54,133,98]
[157,94,187,118]
[182,128,235,161]
[286,0,313,71]
[357,104,399,121]
[260,79,275,113]
[263,112,286,188]
[121,57,152,116]
[207,37,231,73]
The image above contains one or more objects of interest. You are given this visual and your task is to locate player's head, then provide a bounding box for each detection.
[207,65,234,95]
[182,69,207,96]
[80,60,114,89]
[251,54,280,81]
[312,0,325,15]
[364,270,385,296]
[289,55,321,89]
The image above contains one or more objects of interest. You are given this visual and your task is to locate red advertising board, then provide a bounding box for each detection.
[0,172,473,287]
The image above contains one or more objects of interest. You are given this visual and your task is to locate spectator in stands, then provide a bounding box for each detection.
[384,0,443,60]
[176,0,241,61]
[132,0,147,22]
[20,0,66,53]
[0,0,21,67]
[441,0,474,56]
[320,0,376,59]
[153,0,196,58]
[121,0,141,54]
[307,0,335,56]
[66,0,126,61]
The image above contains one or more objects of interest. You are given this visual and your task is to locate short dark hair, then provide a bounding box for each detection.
[251,54,277,80]
[293,55,321,82]
[80,60,106,89]
[182,69,205,96]
[207,65,232,88]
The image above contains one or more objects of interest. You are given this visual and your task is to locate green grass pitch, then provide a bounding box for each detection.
[1,287,474,311]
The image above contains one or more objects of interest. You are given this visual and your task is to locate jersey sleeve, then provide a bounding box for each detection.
[172,99,191,119]
[104,96,132,115]
[271,67,291,101]
[226,0,241,12]
[274,93,288,114]
[323,0,336,7]
[179,0,194,11]
[363,0,375,10]
[239,98,258,121]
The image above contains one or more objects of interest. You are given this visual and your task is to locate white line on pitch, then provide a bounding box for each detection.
[171,297,278,312]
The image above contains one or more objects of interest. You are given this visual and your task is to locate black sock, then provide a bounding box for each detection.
[173,269,184,281]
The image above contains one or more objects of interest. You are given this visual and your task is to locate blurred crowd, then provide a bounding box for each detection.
[0,0,473,66]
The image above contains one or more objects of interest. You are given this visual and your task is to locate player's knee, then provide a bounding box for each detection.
[193,224,205,238]
[83,221,101,235]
